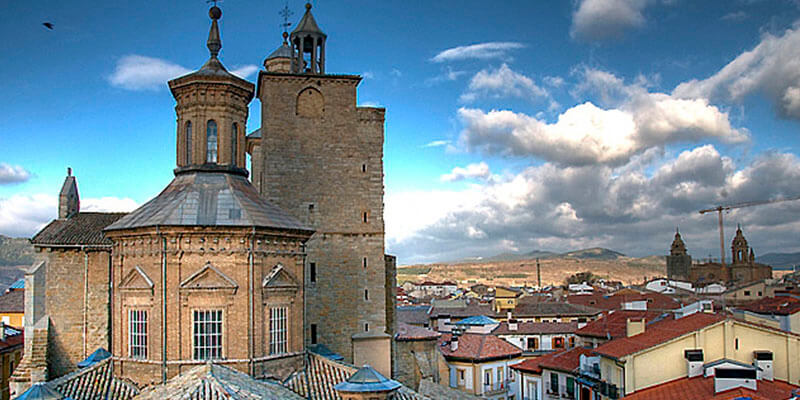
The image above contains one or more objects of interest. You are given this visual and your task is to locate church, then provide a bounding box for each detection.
[666,227,772,285]
[10,3,402,398]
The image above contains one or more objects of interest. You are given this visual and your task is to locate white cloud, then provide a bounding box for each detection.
[0,194,138,238]
[458,69,748,166]
[570,0,661,41]
[387,146,800,264]
[358,101,383,108]
[422,140,451,148]
[230,65,259,79]
[543,76,565,88]
[0,163,31,184]
[108,55,258,91]
[362,71,375,79]
[441,162,492,182]
[673,25,800,119]
[460,64,549,103]
[108,55,191,91]
[431,42,525,63]
[425,66,468,86]
[721,11,748,21]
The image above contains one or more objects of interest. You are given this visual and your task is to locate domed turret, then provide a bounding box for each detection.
[168,5,254,172]
[265,32,293,73]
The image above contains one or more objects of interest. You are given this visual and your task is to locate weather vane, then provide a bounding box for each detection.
[279,1,293,34]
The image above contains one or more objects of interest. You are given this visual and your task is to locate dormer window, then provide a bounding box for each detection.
[206,120,218,163]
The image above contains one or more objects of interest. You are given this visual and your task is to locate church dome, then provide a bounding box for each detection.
[105,168,311,233]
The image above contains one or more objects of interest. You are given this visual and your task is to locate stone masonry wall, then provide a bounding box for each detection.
[257,73,387,362]
[41,248,111,378]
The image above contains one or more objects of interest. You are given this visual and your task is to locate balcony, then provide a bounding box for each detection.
[483,379,510,395]
[546,382,560,396]
[560,384,575,399]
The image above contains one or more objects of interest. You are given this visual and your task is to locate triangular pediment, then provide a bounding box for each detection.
[120,266,154,290]
[262,264,299,289]
[180,262,238,291]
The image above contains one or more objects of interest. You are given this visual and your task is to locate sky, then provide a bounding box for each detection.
[3,0,800,265]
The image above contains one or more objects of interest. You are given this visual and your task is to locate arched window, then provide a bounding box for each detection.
[185,121,192,164]
[231,122,238,166]
[206,120,218,163]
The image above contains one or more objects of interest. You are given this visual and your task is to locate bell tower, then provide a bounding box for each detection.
[290,3,326,74]
[168,5,254,172]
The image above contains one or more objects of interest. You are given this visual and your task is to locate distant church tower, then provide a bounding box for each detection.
[58,167,79,219]
[666,229,692,280]
[731,225,755,265]
[248,2,392,376]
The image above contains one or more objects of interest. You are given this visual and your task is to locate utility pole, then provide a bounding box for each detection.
[536,258,541,289]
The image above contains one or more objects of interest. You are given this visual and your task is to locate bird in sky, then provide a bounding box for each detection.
[42,22,54,30]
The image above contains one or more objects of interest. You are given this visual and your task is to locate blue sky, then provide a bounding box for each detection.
[3,0,800,264]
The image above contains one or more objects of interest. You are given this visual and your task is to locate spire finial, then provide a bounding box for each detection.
[279,1,293,41]
[207,3,222,58]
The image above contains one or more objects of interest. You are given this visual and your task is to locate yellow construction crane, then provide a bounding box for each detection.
[699,195,800,266]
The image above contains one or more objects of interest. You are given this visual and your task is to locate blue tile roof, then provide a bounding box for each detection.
[455,315,499,326]
[9,279,24,290]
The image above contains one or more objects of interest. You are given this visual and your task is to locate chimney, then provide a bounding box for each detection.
[509,319,518,331]
[0,323,5,341]
[626,318,645,337]
[58,167,80,219]
[684,349,704,378]
[450,336,459,352]
[753,351,773,381]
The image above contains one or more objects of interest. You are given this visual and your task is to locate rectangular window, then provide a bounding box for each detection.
[311,324,318,344]
[553,336,565,349]
[129,310,147,359]
[193,310,223,360]
[550,373,559,394]
[527,337,539,350]
[365,289,369,300]
[362,211,369,223]
[270,307,288,355]
[363,257,368,269]
[744,290,751,296]
[364,323,369,332]
[309,262,316,283]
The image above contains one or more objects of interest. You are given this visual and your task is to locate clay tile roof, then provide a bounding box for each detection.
[48,357,139,400]
[283,352,426,400]
[575,310,671,339]
[0,331,23,353]
[593,312,726,359]
[510,300,602,318]
[396,322,441,341]
[0,290,24,314]
[536,347,594,374]
[623,375,800,400]
[566,291,681,311]
[31,212,127,246]
[397,305,432,325]
[430,300,493,318]
[493,321,578,335]
[135,362,303,400]
[510,357,544,374]
[438,333,522,362]
[737,295,800,316]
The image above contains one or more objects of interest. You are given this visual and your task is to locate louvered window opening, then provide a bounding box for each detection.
[270,307,288,355]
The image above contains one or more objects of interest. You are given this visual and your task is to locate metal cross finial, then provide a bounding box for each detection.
[206,0,221,6]
[279,1,293,34]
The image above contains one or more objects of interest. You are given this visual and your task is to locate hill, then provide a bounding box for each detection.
[478,247,623,263]
[0,235,34,266]
[756,252,800,268]
[399,253,664,287]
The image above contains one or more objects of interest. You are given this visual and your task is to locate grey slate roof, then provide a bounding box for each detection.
[105,171,311,233]
[397,305,431,326]
[291,4,326,37]
[267,42,292,60]
[32,213,127,246]
[133,362,303,400]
